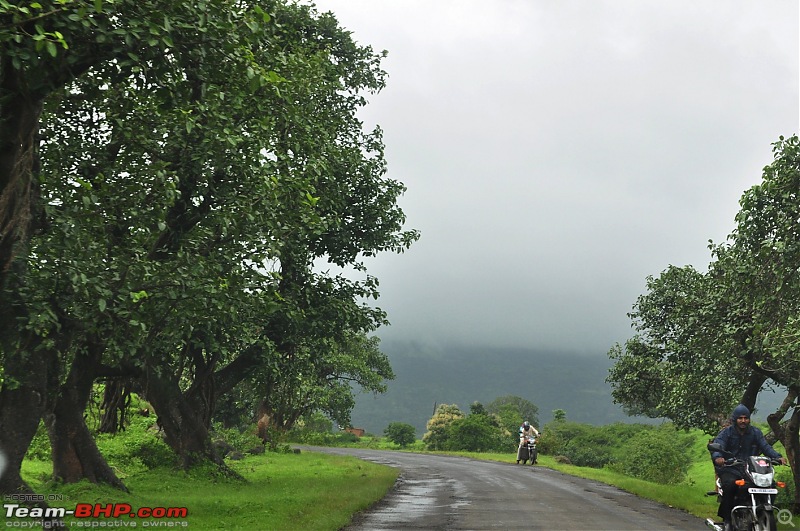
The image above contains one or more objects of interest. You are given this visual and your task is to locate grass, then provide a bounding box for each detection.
[21,451,398,530]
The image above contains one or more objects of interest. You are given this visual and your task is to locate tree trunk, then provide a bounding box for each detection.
[98,378,132,434]
[0,61,43,278]
[141,363,236,474]
[740,372,767,412]
[46,343,127,491]
[766,387,800,513]
[0,331,57,496]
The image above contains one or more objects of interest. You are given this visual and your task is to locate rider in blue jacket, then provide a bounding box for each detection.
[710,404,786,528]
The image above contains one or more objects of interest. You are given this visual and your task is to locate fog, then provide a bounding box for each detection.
[312,0,799,354]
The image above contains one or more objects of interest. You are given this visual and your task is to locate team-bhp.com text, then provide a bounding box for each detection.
[4,503,189,528]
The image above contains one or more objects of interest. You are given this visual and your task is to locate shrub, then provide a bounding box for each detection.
[563,441,614,468]
[211,423,264,455]
[537,421,591,455]
[446,415,494,452]
[423,404,464,450]
[384,422,416,447]
[95,414,175,472]
[615,428,691,484]
[774,465,795,508]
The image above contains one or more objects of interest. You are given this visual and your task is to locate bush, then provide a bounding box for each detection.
[775,465,795,508]
[446,414,512,453]
[563,440,614,468]
[446,415,495,452]
[384,422,416,447]
[423,404,464,450]
[95,414,175,472]
[614,428,691,484]
[537,421,591,455]
[211,423,264,456]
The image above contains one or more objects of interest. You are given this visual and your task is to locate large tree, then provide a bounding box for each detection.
[1,0,416,494]
[607,135,800,510]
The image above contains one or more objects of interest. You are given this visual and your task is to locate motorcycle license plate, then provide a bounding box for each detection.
[748,488,778,494]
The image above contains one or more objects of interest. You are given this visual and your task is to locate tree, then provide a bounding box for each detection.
[423,404,463,451]
[607,135,800,510]
[447,414,501,453]
[0,0,237,497]
[486,395,539,433]
[1,0,417,495]
[384,422,416,448]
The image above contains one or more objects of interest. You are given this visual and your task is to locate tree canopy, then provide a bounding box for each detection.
[607,135,800,509]
[0,0,417,501]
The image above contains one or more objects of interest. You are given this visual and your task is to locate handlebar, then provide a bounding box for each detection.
[718,457,783,467]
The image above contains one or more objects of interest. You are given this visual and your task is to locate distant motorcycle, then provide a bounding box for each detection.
[516,435,537,465]
[705,442,785,531]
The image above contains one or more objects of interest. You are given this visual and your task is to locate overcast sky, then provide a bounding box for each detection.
[310,0,799,355]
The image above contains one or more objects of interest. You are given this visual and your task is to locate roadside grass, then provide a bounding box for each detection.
[21,451,398,530]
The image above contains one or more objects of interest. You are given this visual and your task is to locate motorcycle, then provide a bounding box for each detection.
[516,435,537,465]
[705,442,785,531]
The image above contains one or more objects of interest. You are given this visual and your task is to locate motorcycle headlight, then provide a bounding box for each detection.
[751,472,773,488]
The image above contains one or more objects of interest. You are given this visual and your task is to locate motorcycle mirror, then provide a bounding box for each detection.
[707,442,723,453]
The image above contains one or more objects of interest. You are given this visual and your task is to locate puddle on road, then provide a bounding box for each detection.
[348,475,470,529]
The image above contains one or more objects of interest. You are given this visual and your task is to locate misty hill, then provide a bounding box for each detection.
[350,342,648,436]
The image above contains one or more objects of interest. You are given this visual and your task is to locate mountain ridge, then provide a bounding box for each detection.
[350,341,646,436]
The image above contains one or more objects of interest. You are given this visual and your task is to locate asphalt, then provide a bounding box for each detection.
[300,446,709,530]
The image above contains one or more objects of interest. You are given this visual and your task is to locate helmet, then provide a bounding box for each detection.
[731,404,750,420]
[523,421,530,428]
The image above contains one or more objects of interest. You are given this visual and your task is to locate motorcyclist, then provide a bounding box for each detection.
[710,404,786,530]
[516,421,539,464]
[519,420,539,439]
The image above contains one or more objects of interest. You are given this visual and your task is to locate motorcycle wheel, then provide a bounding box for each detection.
[732,510,752,531]
[754,509,776,531]
[530,449,538,464]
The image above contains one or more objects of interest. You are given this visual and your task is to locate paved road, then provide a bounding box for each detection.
[301,446,708,530]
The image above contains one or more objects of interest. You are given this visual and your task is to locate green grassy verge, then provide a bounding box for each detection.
[20,452,398,530]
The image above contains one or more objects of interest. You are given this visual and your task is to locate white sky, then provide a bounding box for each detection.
[309,0,800,355]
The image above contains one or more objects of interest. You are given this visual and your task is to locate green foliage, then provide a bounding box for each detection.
[775,465,795,508]
[537,420,591,456]
[423,404,464,450]
[486,395,539,436]
[1,0,415,480]
[210,424,263,455]
[446,414,506,453]
[383,422,416,447]
[606,135,800,502]
[538,420,687,479]
[552,409,566,422]
[24,422,51,462]
[94,414,175,473]
[611,427,693,484]
[303,412,335,434]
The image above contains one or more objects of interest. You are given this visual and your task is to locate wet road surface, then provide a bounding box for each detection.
[301,446,707,530]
